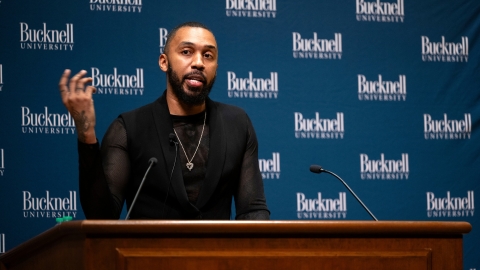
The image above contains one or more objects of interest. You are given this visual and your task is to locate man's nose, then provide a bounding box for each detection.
[191,53,205,70]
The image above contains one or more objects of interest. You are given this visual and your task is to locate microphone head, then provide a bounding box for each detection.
[169,133,177,145]
[310,164,324,174]
[149,157,158,166]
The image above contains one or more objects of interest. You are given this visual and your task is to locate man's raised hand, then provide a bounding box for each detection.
[58,69,97,144]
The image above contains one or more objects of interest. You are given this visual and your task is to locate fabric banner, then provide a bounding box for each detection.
[0,0,478,267]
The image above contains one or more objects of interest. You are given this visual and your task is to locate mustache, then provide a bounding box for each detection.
[182,70,207,83]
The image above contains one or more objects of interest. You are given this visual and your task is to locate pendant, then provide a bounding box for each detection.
[186,162,194,171]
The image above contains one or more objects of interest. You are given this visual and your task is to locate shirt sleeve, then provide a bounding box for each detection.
[78,118,130,219]
[234,115,271,220]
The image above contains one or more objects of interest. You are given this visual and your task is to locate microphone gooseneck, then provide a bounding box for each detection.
[310,164,378,221]
[125,157,157,220]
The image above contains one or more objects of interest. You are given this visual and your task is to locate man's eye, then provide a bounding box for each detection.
[182,50,191,55]
[204,53,213,58]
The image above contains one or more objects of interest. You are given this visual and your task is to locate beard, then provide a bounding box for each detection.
[167,65,216,106]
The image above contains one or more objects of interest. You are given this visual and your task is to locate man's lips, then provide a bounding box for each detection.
[185,78,204,88]
[184,73,206,88]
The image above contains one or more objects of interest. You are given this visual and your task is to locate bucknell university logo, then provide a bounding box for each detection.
[23,191,78,218]
[90,0,143,13]
[91,67,144,95]
[293,32,342,60]
[360,153,409,180]
[424,113,471,140]
[356,0,405,22]
[297,192,347,219]
[21,107,75,134]
[427,191,474,218]
[422,36,469,62]
[227,71,278,99]
[20,23,74,51]
[294,112,345,139]
[358,74,406,101]
[226,0,276,18]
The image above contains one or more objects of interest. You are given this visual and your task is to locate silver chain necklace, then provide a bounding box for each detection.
[173,111,206,171]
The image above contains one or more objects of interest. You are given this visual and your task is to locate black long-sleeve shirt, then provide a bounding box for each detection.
[78,108,270,220]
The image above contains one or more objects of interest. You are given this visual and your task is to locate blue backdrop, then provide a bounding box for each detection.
[0,0,479,268]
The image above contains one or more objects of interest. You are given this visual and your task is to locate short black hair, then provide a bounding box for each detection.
[164,22,213,54]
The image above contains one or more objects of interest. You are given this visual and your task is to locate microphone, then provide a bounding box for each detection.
[125,157,157,220]
[310,164,378,221]
[169,133,177,146]
[162,133,179,218]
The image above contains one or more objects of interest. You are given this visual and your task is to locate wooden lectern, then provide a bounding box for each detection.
[0,221,471,270]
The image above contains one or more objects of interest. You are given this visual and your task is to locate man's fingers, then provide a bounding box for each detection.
[69,70,87,95]
[85,85,97,96]
[59,70,96,113]
[58,69,71,101]
[58,69,71,90]
[76,77,93,93]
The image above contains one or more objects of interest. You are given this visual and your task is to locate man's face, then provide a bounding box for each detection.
[161,27,218,105]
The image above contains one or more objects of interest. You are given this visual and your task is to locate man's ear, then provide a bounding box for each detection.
[159,54,168,72]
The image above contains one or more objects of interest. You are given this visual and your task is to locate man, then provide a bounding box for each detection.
[58,22,270,220]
